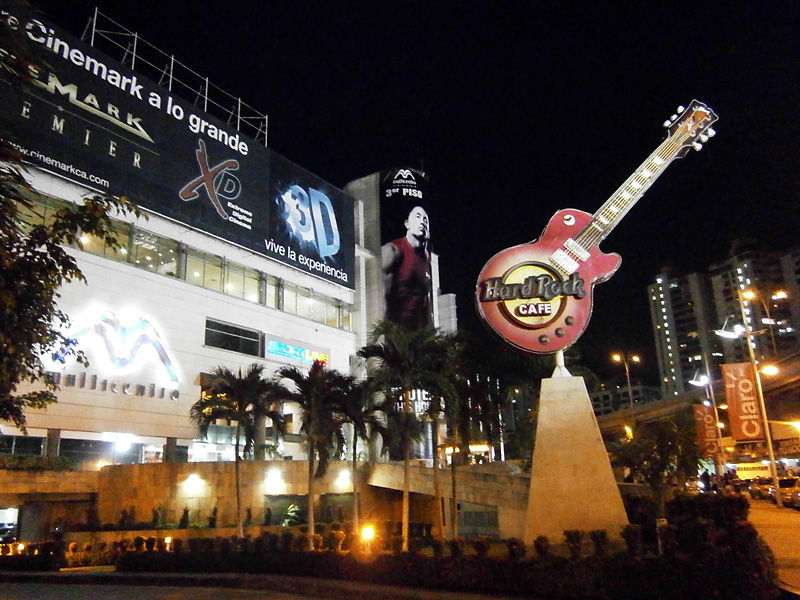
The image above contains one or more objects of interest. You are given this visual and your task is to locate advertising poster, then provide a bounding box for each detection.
[692,404,719,458]
[721,362,765,442]
[378,167,433,329]
[0,7,354,288]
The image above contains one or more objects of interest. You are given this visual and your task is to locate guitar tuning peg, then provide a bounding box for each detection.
[707,128,716,137]
[671,114,679,121]
[663,120,672,128]
[700,134,709,143]
[692,142,703,151]
[677,105,685,113]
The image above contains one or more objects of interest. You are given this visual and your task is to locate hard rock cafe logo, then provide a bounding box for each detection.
[478,262,586,329]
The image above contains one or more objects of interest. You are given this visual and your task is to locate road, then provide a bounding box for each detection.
[0,584,306,600]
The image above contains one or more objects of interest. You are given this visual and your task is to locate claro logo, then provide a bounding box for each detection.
[63,312,178,383]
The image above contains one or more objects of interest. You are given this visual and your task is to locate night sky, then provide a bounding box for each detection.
[28,1,800,382]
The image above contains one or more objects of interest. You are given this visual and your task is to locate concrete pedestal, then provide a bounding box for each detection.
[524,375,628,542]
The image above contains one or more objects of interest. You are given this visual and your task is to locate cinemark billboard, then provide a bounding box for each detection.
[722,362,765,442]
[0,7,354,289]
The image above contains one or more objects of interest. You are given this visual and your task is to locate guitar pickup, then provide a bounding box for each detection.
[564,239,590,261]
[549,249,579,275]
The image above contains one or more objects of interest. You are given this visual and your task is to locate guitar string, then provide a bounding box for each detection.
[571,119,701,253]
[554,133,686,268]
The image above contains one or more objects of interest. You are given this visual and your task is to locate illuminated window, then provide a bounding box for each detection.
[132,230,178,276]
[186,249,224,292]
[265,275,279,309]
[225,263,261,303]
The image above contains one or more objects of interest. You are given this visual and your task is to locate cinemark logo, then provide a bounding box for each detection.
[179,140,241,219]
[63,312,178,383]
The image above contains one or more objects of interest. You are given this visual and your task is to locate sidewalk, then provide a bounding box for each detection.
[748,499,800,597]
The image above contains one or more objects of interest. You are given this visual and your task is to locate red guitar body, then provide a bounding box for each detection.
[475,209,621,354]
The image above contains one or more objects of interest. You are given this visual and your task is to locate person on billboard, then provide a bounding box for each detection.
[382,205,433,330]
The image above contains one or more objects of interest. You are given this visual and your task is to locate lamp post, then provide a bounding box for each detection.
[741,289,788,359]
[736,288,784,508]
[612,353,640,413]
[688,355,726,475]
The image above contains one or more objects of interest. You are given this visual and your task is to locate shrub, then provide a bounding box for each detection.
[472,536,491,558]
[447,537,465,558]
[620,524,641,558]
[564,530,583,560]
[589,529,608,557]
[533,535,550,558]
[178,508,189,529]
[506,538,526,561]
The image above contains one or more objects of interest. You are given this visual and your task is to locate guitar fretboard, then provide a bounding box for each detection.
[575,107,710,250]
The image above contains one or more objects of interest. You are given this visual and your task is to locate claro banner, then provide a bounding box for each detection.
[692,404,719,458]
[721,362,765,442]
[0,7,355,289]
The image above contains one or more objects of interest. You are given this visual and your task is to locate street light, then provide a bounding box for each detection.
[689,361,726,475]
[717,288,784,507]
[741,288,787,358]
[612,353,640,413]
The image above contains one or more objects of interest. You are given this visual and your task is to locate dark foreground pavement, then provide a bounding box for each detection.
[748,498,800,598]
[0,568,522,600]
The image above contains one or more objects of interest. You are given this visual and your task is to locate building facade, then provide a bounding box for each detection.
[0,6,455,469]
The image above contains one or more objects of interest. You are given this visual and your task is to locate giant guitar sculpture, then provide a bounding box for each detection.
[476,100,718,354]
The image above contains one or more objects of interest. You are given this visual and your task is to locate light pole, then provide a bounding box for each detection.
[688,354,726,475]
[736,288,784,508]
[741,289,787,359]
[612,353,640,413]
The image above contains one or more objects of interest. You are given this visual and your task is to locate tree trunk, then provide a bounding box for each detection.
[351,429,359,537]
[431,416,444,541]
[307,442,316,551]
[253,413,267,461]
[234,425,243,539]
[402,389,411,553]
[450,453,458,540]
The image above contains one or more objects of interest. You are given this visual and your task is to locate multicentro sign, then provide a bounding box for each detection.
[0,8,355,288]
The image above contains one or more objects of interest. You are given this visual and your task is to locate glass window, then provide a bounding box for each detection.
[295,287,311,319]
[186,249,224,292]
[283,283,297,315]
[131,230,178,275]
[341,305,352,331]
[204,318,262,357]
[224,263,261,303]
[311,295,326,325]
[265,275,279,309]
[80,221,130,263]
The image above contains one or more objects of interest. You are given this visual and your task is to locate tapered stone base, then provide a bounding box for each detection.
[524,376,628,543]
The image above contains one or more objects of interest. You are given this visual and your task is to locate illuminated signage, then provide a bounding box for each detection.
[266,340,328,365]
[0,7,355,288]
[64,312,178,383]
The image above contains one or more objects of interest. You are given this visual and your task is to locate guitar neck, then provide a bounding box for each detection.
[575,128,692,249]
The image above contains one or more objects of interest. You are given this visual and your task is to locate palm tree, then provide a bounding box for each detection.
[190,363,286,538]
[274,360,352,550]
[358,320,458,551]
[338,378,389,537]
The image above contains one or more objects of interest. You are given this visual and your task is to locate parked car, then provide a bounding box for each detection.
[769,477,799,505]
[748,477,773,499]
[0,525,16,543]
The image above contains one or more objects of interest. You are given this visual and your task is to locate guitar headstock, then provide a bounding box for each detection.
[663,100,718,157]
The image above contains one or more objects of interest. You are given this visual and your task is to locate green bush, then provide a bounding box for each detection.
[0,454,74,471]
